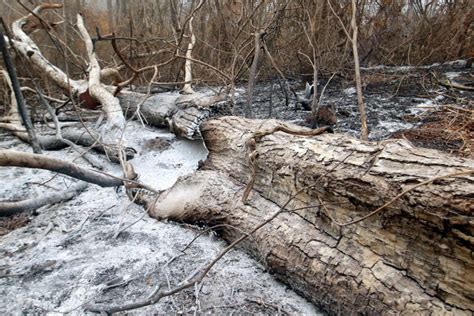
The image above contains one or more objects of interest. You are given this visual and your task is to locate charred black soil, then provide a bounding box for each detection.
[231,64,473,156]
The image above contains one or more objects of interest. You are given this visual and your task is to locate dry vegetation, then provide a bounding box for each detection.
[1,0,472,146]
[392,105,474,157]
[1,0,472,88]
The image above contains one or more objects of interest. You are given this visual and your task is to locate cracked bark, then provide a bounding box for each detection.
[141,117,473,315]
[119,92,230,139]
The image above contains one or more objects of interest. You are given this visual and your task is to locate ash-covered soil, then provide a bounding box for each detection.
[0,123,319,315]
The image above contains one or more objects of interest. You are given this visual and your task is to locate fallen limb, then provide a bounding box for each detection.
[4,5,134,162]
[438,78,474,91]
[0,182,88,217]
[35,87,104,169]
[85,169,302,314]
[5,3,229,149]
[0,150,123,187]
[8,3,85,94]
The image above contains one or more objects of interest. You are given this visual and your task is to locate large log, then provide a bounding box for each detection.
[119,92,230,140]
[142,116,474,315]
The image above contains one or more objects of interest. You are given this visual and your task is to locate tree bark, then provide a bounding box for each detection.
[8,3,86,94]
[119,92,230,140]
[351,0,368,140]
[0,182,88,216]
[76,14,126,149]
[181,17,196,95]
[141,116,474,315]
[3,3,229,156]
[0,150,123,188]
[245,30,265,118]
[0,30,42,154]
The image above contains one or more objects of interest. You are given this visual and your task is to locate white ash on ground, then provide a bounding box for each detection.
[0,122,319,315]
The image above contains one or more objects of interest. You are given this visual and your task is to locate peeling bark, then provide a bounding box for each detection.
[142,117,474,315]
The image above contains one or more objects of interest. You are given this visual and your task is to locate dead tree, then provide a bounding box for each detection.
[76,13,126,148]
[245,30,265,118]
[137,117,474,315]
[0,29,42,153]
[328,0,369,140]
[350,0,368,140]
[2,4,473,315]
[1,4,128,160]
[1,3,228,157]
[181,17,196,94]
[0,148,160,216]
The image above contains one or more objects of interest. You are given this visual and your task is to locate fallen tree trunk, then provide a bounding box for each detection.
[119,92,230,139]
[142,116,474,315]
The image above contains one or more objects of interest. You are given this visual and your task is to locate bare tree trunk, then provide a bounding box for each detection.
[8,4,86,94]
[120,0,128,19]
[141,116,474,315]
[77,14,126,154]
[75,0,83,12]
[327,0,369,140]
[351,0,368,140]
[181,17,196,94]
[245,30,265,118]
[115,0,121,25]
[310,67,319,127]
[0,38,42,154]
[107,0,114,32]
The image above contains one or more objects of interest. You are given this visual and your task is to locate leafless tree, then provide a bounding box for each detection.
[328,0,369,140]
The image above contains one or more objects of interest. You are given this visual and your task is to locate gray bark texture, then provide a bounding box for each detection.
[140,116,474,315]
[119,92,230,139]
[0,150,123,188]
[0,182,88,216]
